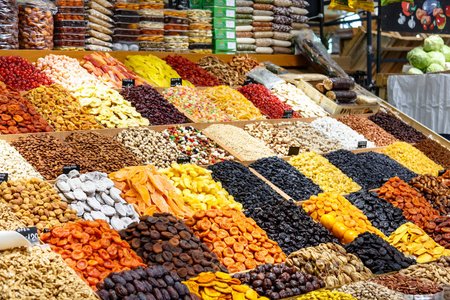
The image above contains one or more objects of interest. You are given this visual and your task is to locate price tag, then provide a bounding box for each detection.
[63,165,80,175]
[0,173,8,183]
[439,169,447,177]
[176,156,191,164]
[288,146,300,156]
[122,79,135,88]
[357,141,367,149]
[243,78,255,86]
[282,110,293,119]
[16,227,39,245]
[171,78,182,87]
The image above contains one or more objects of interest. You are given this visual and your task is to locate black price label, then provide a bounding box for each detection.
[177,156,191,164]
[122,79,135,88]
[439,169,447,177]
[357,141,367,149]
[288,146,300,156]
[0,173,8,183]
[243,78,256,86]
[171,78,182,87]
[63,165,80,175]
[16,227,39,245]
[282,110,293,119]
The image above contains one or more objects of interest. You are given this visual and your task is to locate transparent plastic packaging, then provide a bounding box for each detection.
[114,14,140,23]
[54,38,85,47]
[114,2,139,9]
[292,0,309,7]
[165,41,188,49]
[272,23,292,32]
[55,19,85,27]
[252,21,272,27]
[236,37,255,44]
[114,28,140,35]
[88,22,113,34]
[274,0,292,6]
[111,42,139,51]
[273,31,292,40]
[292,22,309,29]
[139,21,164,29]
[116,22,139,29]
[86,2,113,15]
[237,44,256,51]
[253,10,274,16]
[272,39,291,47]
[54,0,84,6]
[165,24,188,30]
[188,29,212,37]
[140,28,164,35]
[254,31,273,38]
[253,26,273,31]
[255,38,272,47]
[138,8,163,16]
[164,15,188,24]
[188,37,212,43]
[18,0,56,50]
[187,16,212,23]
[246,66,285,89]
[164,35,188,43]
[255,46,273,53]
[112,34,138,42]
[114,8,139,15]
[92,0,113,8]
[291,14,309,23]
[85,44,112,51]
[54,26,86,34]
[54,32,84,40]
[236,0,253,6]
[273,6,292,15]
[188,43,212,49]
[86,37,113,47]
[141,47,165,52]
[57,6,84,14]
[54,13,84,20]
[139,40,164,48]
[236,7,253,13]
[253,3,273,9]
[164,9,186,17]
[236,19,253,26]
[138,34,163,41]
[236,25,253,31]
[187,9,211,17]
[236,13,253,19]
[272,46,293,54]
[236,31,253,38]
[292,7,308,14]
[0,0,19,49]
[86,8,113,23]
[87,29,112,41]
[274,15,292,24]
[254,0,273,4]
[253,16,273,21]
[87,14,113,28]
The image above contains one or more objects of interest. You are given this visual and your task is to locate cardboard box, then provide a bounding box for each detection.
[214,39,236,51]
[213,29,236,39]
[212,17,235,29]
[205,7,236,18]
[189,0,202,8]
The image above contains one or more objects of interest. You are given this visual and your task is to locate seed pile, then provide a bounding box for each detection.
[208,161,284,209]
[414,139,450,170]
[11,134,94,180]
[118,213,229,282]
[410,174,450,215]
[233,263,324,299]
[369,111,427,143]
[344,232,415,274]
[338,114,398,146]
[65,132,141,174]
[336,281,409,300]
[372,273,443,295]
[290,152,361,194]
[0,140,43,180]
[0,202,26,231]
[345,190,407,236]
[296,290,356,300]
[0,246,99,300]
[424,216,450,249]
[285,121,343,153]
[245,199,340,254]
[250,156,323,201]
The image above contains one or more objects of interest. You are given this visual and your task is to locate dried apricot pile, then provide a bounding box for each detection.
[302,192,384,244]
[378,177,440,230]
[41,219,144,290]
[109,165,193,218]
[185,207,285,273]
[183,272,269,300]
[386,222,450,263]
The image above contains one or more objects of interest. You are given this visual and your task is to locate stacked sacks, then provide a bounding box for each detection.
[252,1,274,54]
[85,0,114,51]
[290,0,309,38]
[236,2,256,53]
[271,0,293,54]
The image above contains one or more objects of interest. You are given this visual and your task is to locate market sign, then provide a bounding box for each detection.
[381,0,450,33]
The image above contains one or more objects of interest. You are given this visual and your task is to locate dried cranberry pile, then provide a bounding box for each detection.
[120,85,189,125]
[0,56,53,91]
[238,84,301,119]
[163,55,220,87]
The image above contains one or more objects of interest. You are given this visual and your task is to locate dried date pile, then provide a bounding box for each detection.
[208,161,284,209]
[346,190,407,236]
[250,156,323,201]
[372,273,443,295]
[245,199,340,255]
[344,232,415,274]
[424,216,450,249]
[414,139,450,170]
[410,174,450,215]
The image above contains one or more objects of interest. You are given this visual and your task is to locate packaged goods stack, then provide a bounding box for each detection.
[138,0,164,51]
[85,0,114,51]
[205,1,236,54]
[53,0,86,50]
[0,0,19,49]
[290,0,309,38]
[112,1,140,51]
[187,9,213,53]
[252,1,274,54]
[271,0,293,54]
[235,0,255,54]
[164,10,189,53]
[19,0,56,50]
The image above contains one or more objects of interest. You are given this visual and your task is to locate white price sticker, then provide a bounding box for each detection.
[226,9,235,17]
[225,20,235,28]
[226,31,235,39]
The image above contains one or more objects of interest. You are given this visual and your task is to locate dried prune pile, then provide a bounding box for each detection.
[233,263,324,300]
[96,265,200,300]
[208,161,284,209]
[120,85,190,125]
[250,156,323,201]
[119,213,228,282]
[245,199,340,255]
[324,150,417,190]
[344,232,415,274]
[345,190,407,236]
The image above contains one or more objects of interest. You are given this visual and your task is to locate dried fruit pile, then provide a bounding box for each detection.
[186,207,285,273]
[0,56,53,91]
[296,290,356,300]
[400,263,450,287]
[378,177,440,229]
[372,273,443,295]
[109,165,193,218]
[414,139,450,170]
[163,55,220,87]
[160,163,242,211]
[369,111,427,143]
[197,56,241,86]
[118,213,228,282]
[238,84,301,119]
[336,281,406,300]
[245,199,340,255]
[425,216,450,249]
[233,263,324,299]
[41,219,144,290]
[410,174,450,215]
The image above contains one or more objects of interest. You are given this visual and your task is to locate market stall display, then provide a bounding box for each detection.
[0,56,53,91]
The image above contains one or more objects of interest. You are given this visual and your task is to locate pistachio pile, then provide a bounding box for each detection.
[400,263,450,286]
[336,281,406,300]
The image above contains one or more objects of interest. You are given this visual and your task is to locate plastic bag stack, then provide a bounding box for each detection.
[85,0,114,51]
[290,0,309,38]
[164,9,189,53]
[112,1,140,51]
[187,9,213,54]
[251,0,273,54]
[53,0,86,50]
[0,0,19,49]
[271,0,292,54]
[138,1,164,52]
[236,0,255,54]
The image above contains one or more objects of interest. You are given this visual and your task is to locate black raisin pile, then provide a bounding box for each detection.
[344,232,415,274]
[208,160,284,209]
[345,190,407,236]
[96,265,199,300]
[323,150,417,190]
[245,198,340,255]
[233,263,324,300]
[250,156,323,201]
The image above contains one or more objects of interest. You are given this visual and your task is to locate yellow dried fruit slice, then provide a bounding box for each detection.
[232,291,246,300]
[214,286,233,294]
[201,290,219,300]
[417,253,433,263]
[215,272,232,281]
[232,285,250,293]
[245,289,259,300]
[205,287,222,297]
